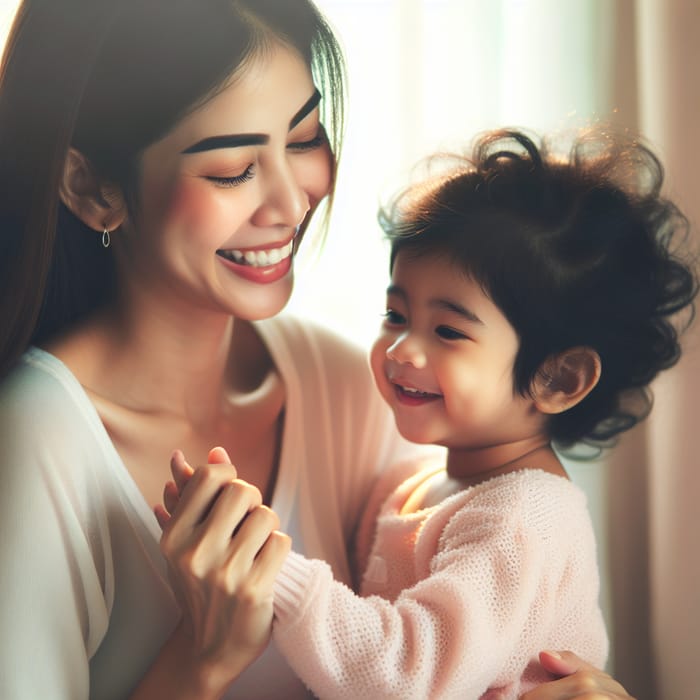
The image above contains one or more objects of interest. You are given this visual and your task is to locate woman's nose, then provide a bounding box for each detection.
[253,159,309,229]
[386,333,427,369]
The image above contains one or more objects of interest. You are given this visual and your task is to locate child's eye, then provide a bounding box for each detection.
[204,165,254,187]
[436,326,468,340]
[382,309,406,326]
[288,132,326,152]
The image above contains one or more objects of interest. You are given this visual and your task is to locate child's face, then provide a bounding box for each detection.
[370,251,546,452]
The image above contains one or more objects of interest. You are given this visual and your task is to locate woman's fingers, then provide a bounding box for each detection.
[201,480,264,547]
[253,530,292,590]
[224,504,279,569]
[520,651,634,699]
[537,650,580,676]
[162,461,239,539]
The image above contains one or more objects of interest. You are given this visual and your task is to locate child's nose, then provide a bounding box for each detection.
[386,333,427,369]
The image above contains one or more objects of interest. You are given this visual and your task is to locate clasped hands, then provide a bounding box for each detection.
[154,447,291,688]
[154,449,633,700]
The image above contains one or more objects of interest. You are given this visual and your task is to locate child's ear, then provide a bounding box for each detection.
[532,347,601,414]
[59,147,127,233]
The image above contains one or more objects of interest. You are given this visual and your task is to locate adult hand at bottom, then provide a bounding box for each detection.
[158,449,291,694]
[520,651,636,700]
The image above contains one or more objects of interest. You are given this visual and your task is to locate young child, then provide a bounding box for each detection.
[161,127,697,699]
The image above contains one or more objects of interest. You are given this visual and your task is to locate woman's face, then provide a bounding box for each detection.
[119,40,332,321]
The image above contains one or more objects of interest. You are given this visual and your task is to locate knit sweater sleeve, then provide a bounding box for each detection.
[272,472,607,699]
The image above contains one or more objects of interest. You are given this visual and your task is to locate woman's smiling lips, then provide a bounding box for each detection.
[216,237,295,284]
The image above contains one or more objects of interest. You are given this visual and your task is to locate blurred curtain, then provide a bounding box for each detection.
[605,3,700,699]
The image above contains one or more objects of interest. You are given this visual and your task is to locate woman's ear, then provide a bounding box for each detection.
[532,347,601,414]
[59,148,127,232]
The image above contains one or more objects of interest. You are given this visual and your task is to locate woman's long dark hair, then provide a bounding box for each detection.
[0,0,346,379]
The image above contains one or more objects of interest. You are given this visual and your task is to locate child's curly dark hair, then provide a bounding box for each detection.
[379,127,698,450]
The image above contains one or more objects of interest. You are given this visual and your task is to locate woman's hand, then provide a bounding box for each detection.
[520,651,636,700]
[156,448,291,694]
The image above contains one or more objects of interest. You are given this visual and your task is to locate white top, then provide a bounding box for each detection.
[0,315,429,699]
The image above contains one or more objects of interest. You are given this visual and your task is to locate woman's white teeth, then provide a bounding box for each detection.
[220,240,293,267]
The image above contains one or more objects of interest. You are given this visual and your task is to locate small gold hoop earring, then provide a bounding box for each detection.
[102,227,111,248]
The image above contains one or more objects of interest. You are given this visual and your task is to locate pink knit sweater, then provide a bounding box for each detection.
[273,462,608,699]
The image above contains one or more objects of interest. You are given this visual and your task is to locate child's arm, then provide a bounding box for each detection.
[271,479,607,699]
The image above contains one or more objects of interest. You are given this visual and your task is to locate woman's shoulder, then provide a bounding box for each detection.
[0,347,99,445]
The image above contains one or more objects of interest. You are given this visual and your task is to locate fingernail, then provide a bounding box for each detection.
[543,650,562,659]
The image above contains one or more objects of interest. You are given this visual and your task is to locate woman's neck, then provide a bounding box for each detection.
[50,289,260,426]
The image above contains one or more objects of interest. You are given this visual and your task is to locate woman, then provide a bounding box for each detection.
[0,0,633,697]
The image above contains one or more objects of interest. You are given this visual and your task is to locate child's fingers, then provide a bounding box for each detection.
[154,504,170,529]
[163,480,180,515]
[208,445,234,467]
[170,449,194,492]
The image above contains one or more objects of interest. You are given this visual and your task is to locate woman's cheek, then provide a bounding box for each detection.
[297,146,333,205]
[164,179,237,240]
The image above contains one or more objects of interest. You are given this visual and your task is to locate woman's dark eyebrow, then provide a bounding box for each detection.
[181,89,321,155]
[181,133,268,154]
[289,88,321,129]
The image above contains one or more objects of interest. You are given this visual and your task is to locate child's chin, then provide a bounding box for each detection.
[396,425,435,445]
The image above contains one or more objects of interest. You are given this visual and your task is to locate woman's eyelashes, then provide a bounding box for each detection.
[287,133,325,152]
[202,130,325,187]
[204,165,255,188]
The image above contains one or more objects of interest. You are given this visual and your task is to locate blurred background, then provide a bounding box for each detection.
[2,2,698,698]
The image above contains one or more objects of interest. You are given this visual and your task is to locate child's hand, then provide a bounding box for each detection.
[520,651,635,699]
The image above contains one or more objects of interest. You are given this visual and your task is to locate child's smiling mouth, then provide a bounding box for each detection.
[392,382,442,405]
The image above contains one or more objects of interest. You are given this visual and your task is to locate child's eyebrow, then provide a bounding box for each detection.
[430,298,483,325]
[387,285,484,325]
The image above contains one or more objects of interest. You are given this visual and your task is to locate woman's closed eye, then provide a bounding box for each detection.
[204,164,255,188]
[287,132,326,152]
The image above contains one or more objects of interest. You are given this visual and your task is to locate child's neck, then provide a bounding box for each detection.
[445,437,566,488]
